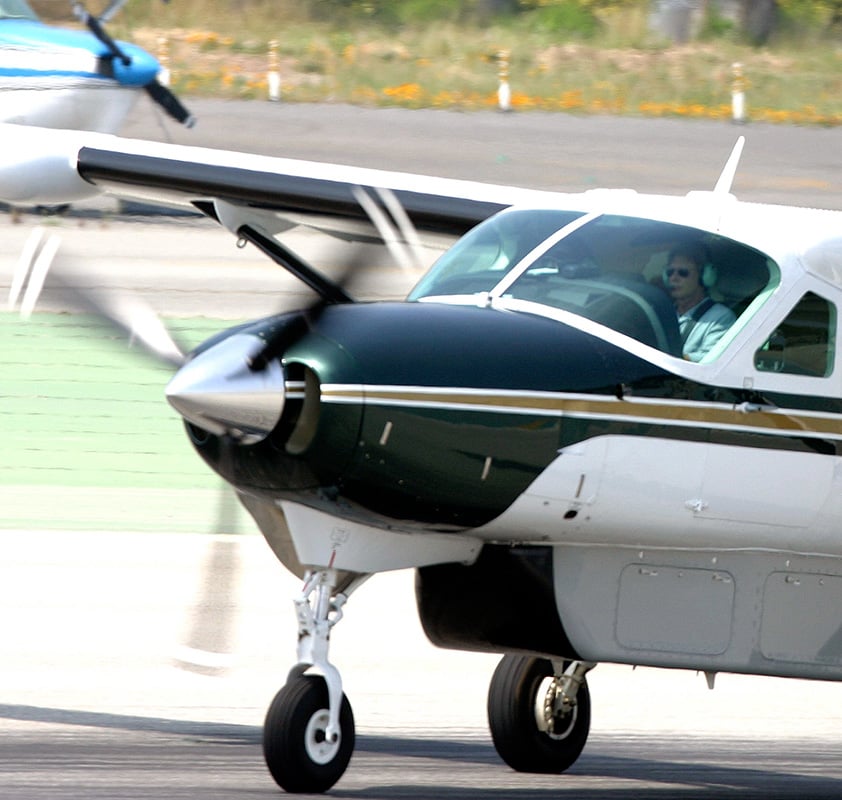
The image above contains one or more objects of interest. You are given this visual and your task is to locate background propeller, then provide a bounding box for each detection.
[72,0,196,127]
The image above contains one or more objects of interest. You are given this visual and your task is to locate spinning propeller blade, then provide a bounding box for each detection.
[53,272,188,367]
[14,235,243,673]
[351,186,428,272]
[8,226,58,317]
[12,240,187,368]
[204,185,425,379]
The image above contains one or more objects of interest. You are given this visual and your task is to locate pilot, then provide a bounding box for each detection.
[665,242,736,362]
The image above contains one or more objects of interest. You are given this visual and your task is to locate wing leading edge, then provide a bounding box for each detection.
[76,146,508,237]
[0,122,570,240]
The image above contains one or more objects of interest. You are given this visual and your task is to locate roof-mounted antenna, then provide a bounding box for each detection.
[713,136,745,196]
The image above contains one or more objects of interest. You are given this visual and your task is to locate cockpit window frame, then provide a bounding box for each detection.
[487,212,602,300]
[410,208,781,365]
[696,265,781,364]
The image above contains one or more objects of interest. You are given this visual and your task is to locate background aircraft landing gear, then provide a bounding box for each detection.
[487,655,595,774]
[263,568,367,794]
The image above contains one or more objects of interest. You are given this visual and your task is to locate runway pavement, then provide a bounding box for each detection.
[116,98,842,209]
[4,104,842,797]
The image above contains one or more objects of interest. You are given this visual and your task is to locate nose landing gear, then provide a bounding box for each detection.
[263,672,355,794]
[262,568,367,794]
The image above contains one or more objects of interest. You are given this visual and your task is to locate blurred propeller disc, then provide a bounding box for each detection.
[8,227,62,319]
[19,234,61,319]
[352,186,427,272]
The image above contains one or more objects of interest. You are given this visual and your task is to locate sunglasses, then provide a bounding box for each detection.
[665,267,691,278]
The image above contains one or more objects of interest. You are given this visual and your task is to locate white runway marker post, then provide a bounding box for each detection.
[497,49,511,112]
[268,39,281,102]
[732,62,747,124]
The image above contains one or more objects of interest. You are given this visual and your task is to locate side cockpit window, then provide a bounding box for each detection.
[754,292,836,377]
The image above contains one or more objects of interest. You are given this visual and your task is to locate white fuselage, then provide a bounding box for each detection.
[478,431,842,681]
[0,76,141,132]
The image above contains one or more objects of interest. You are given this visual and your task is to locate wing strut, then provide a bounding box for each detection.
[236,225,354,305]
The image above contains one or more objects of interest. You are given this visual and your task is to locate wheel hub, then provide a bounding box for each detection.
[304,709,341,764]
[535,677,577,741]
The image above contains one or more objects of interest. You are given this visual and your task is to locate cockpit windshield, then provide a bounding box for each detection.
[0,1,38,21]
[408,209,779,362]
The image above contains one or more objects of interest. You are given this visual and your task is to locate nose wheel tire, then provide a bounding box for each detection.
[487,654,591,774]
[263,674,355,794]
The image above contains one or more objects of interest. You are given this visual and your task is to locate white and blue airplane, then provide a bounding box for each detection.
[0,0,192,132]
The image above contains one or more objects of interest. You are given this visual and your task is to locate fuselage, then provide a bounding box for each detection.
[170,201,842,684]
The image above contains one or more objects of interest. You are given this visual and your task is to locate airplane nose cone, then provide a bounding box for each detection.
[165,333,285,445]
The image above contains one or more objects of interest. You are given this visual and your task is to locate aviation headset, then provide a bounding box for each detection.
[663,242,716,288]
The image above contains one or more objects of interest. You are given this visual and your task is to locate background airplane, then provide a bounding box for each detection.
[0,0,193,132]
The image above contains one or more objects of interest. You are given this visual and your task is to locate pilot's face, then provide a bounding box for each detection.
[666,254,703,305]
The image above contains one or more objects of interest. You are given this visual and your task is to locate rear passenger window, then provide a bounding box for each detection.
[754,292,835,377]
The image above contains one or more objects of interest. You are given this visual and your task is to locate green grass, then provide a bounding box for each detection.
[0,312,232,490]
[0,311,261,533]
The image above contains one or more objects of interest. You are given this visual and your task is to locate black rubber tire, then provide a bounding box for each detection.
[487,654,590,774]
[263,674,355,794]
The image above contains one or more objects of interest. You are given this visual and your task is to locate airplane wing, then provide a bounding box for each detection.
[0,122,563,260]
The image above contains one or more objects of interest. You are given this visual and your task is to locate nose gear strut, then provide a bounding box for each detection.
[292,568,369,742]
[262,567,369,794]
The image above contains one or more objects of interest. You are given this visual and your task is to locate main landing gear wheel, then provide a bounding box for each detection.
[487,654,591,774]
[263,674,355,794]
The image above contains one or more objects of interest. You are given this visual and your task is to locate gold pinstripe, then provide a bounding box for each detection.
[320,384,842,440]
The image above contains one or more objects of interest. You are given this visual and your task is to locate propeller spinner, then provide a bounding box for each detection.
[165,333,286,445]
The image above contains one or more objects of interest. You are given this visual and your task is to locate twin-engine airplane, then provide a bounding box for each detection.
[3,120,842,793]
[0,0,193,132]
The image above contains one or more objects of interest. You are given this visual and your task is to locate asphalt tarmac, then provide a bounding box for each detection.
[4,103,842,798]
[118,97,842,208]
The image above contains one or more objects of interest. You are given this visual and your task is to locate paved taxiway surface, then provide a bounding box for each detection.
[4,103,842,797]
[119,98,842,209]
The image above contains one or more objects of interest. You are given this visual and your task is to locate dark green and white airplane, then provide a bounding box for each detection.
[4,123,842,793]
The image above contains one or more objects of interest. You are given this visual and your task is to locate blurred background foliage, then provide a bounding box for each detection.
[27,0,842,122]
[31,0,842,44]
